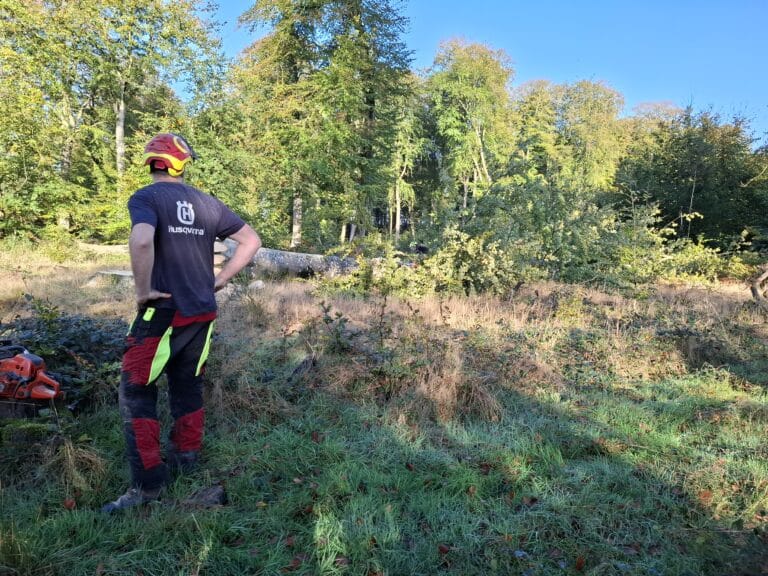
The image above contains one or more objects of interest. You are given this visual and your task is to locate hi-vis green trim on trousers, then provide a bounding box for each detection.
[148,326,173,384]
[195,321,215,376]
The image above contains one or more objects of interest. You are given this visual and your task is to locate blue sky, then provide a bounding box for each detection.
[214,0,767,142]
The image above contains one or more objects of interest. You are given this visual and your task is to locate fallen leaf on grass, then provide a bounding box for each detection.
[521,496,538,507]
[405,462,415,471]
[284,535,295,547]
[63,498,76,510]
[438,544,451,554]
[466,485,477,496]
[575,556,586,571]
[698,489,714,506]
[334,556,350,567]
[95,563,104,576]
[311,430,323,443]
[621,543,641,556]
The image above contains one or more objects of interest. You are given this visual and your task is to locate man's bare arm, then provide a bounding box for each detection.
[214,224,261,291]
[129,223,171,305]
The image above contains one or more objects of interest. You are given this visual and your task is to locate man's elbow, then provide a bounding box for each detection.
[129,235,154,252]
[242,226,262,257]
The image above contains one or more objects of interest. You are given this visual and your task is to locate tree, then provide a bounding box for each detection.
[0,0,222,240]
[426,40,514,228]
[617,108,767,243]
[235,0,411,249]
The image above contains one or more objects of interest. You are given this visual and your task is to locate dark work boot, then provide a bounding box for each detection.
[167,450,200,475]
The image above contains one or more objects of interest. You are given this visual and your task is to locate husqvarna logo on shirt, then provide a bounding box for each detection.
[177,200,195,225]
[168,200,205,235]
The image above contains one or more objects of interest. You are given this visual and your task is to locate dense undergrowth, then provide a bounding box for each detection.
[1,258,768,575]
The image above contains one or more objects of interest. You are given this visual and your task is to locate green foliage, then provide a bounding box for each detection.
[318,301,354,354]
[616,108,767,244]
[0,0,222,241]
[1,1,766,286]
[419,228,536,296]
[234,0,411,250]
[38,225,80,264]
[661,238,724,283]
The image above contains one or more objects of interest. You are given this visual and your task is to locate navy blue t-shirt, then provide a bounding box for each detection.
[128,182,245,317]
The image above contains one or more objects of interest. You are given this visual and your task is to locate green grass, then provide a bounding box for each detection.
[1,279,768,575]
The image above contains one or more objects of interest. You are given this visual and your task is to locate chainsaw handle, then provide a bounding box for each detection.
[0,345,28,360]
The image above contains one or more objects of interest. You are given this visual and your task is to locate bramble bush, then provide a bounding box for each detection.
[0,296,127,409]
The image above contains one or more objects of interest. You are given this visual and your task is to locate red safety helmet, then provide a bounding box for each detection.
[143,133,198,176]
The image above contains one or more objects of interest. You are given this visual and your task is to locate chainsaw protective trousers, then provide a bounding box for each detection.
[118,306,216,489]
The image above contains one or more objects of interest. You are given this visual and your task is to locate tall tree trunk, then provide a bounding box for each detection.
[290,191,302,248]
[395,182,401,243]
[61,140,73,181]
[687,169,697,238]
[340,222,347,244]
[476,126,491,183]
[115,82,126,179]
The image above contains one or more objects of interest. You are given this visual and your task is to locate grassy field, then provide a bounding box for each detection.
[1,246,767,575]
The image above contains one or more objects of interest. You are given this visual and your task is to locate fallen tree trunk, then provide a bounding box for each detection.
[82,241,357,282]
[222,240,357,277]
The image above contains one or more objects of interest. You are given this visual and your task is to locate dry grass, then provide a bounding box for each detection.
[41,437,107,494]
[207,276,767,441]
[0,242,134,322]
[4,243,764,429]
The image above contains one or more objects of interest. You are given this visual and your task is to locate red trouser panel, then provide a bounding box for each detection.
[131,418,163,469]
[172,310,217,327]
[171,408,205,452]
[119,307,215,489]
[122,336,162,386]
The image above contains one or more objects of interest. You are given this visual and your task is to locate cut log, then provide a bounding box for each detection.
[223,240,356,277]
[80,241,358,285]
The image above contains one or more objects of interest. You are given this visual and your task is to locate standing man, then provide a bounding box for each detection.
[102,133,261,512]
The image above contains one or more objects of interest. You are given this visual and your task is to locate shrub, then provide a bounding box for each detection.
[418,228,543,296]
[661,237,723,282]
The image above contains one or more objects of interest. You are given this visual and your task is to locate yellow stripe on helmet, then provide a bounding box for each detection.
[143,151,191,176]
[173,136,190,155]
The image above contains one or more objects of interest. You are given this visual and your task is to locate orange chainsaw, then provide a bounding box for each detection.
[0,343,62,417]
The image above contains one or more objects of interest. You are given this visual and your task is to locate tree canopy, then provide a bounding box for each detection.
[1,0,766,287]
